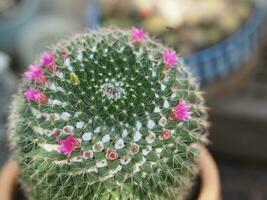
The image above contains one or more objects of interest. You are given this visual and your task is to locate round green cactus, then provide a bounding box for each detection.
[9,28,208,200]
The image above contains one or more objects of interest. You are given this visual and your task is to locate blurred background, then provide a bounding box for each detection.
[0,0,267,199]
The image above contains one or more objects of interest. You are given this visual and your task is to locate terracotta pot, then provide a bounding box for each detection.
[0,146,221,200]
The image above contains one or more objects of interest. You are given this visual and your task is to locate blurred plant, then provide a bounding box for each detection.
[102,0,255,54]
[0,51,17,141]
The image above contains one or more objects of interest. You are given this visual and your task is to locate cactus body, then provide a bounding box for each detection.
[9,28,207,200]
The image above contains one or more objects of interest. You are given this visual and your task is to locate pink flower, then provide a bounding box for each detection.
[161,129,172,140]
[42,52,57,72]
[59,135,79,157]
[24,88,49,104]
[170,101,192,121]
[163,49,178,69]
[106,150,119,161]
[132,27,146,43]
[24,64,47,85]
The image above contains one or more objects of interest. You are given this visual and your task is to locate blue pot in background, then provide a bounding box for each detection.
[183,7,267,84]
[85,1,267,85]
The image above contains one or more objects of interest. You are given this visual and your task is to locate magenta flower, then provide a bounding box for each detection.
[24,64,47,85]
[24,88,49,104]
[163,49,178,69]
[170,101,192,121]
[59,135,79,157]
[131,27,146,43]
[42,52,57,72]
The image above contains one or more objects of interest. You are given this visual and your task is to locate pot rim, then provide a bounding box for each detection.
[0,146,221,200]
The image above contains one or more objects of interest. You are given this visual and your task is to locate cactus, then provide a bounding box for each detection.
[8,28,208,200]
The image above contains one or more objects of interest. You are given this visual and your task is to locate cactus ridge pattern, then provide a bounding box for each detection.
[9,28,208,200]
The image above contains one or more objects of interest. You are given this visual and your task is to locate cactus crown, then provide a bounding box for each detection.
[9,28,207,200]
